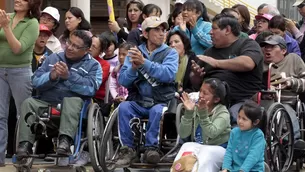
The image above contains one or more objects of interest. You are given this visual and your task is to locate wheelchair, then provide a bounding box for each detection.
[257,63,305,172]
[100,104,180,172]
[12,100,105,172]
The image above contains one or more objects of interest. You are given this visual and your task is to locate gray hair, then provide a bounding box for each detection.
[266,4,280,16]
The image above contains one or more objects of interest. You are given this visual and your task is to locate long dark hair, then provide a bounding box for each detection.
[239,100,267,133]
[126,0,145,31]
[26,0,42,19]
[204,78,230,107]
[63,7,91,40]
[168,5,183,29]
[232,4,250,33]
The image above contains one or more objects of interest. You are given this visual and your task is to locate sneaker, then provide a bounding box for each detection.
[74,151,91,166]
[57,157,69,167]
[143,147,163,164]
[115,146,136,167]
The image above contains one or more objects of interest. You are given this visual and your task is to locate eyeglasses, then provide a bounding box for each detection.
[297,3,305,8]
[40,16,55,23]
[66,39,88,50]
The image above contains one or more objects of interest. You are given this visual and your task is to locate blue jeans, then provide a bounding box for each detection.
[118,101,166,148]
[0,67,32,163]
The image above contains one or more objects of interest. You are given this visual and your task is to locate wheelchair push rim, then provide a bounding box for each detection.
[87,103,104,172]
[265,103,294,172]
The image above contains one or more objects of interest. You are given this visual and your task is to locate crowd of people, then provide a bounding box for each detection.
[1,0,305,171]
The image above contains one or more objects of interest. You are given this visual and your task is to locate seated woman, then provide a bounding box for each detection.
[171,78,231,172]
[222,100,266,172]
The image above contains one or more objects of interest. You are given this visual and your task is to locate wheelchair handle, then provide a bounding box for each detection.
[24,112,39,127]
[267,63,278,90]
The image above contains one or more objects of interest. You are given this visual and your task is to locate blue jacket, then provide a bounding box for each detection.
[118,43,178,98]
[174,17,212,55]
[222,127,266,172]
[285,34,301,57]
[32,52,102,104]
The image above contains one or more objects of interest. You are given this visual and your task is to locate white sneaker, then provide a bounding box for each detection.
[74,151,90,166]
[57,157,69,166]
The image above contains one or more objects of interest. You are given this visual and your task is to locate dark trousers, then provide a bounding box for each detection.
[7,97,17,155]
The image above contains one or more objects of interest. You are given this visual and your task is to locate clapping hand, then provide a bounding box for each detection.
[54,61,69,80]
[0,10,10,28]
[179,20,187,32]
[181,92,196,111]
[129,47,145,69]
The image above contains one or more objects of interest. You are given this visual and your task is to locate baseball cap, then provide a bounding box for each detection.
[260,35,287,49]
[255,14,273,21]
[39,24,52,36]
[293,0,305,7]
[141,16,169,31]
[42,7,60,22]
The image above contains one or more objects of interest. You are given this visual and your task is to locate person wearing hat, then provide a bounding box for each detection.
[32,24,53,72]
[249,14,273,40]
[40,7,62,53]
[260,34,305,141]
[115,16,178,166]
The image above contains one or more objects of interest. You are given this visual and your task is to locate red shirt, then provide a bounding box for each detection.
[94,56,110,100]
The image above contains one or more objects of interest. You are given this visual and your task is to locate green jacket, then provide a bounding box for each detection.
[0,13,39,67]
[179,104,231,145]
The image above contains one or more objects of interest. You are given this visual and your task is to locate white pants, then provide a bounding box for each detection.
[172,142,226,172]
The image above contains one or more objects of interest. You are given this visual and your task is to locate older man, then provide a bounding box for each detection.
[260,34,305,139]
[191,13,264,123]
[16,30,102,157]
[116,16,178,166]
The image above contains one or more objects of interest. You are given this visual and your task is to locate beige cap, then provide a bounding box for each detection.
[293,0,305,7]
[141,16,169,31]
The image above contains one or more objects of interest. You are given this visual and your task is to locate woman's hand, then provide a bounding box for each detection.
[189,14,198,29]
[181,92,196,111]
[0,10,10,28]
[179,20,187,32]
[108,20,121,33]
[197,98,208,110]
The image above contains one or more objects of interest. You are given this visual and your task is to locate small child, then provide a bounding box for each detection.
[100,31,119,72]
[222,100,266,172]
[179,78,231,146]
[109,42,134,104]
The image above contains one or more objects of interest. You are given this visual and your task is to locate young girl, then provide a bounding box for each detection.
[109,42,134,104]
[222,100,266,172]
[171,78,231,172]
[179,78,231,146]
[100,31,119,72]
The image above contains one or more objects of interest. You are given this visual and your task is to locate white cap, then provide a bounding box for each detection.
[42,7,60,22]
[175,0,186,4]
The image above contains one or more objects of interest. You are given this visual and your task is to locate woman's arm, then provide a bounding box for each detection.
[178,109,195,139]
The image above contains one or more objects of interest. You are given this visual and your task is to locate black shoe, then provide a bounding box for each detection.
[5,154,13,158]
[56,135,72,156]
[115,146,137,167]
[143,147,163,164]
[16,141,33,157]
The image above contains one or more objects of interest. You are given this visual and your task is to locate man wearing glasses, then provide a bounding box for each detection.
[16,30,102,157]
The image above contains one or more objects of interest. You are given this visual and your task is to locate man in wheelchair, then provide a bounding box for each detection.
[16,30,102,157]
[116,16,178,166]
[260,34,305,140]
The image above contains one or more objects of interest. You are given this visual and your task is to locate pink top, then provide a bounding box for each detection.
[109,64,128,99]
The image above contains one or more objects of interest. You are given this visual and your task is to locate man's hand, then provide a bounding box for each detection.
[54,61,69,80]
[284,18,297,33]
[0,10,10,28]
[197,55,219,68]
[108,20,121,33]
[129,47,145,69]
[191,60,205,77]
[50,68,59,81]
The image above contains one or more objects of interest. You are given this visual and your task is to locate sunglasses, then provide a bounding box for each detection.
[297,3,305,8]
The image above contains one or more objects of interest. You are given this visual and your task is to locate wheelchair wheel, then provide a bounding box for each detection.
[265,103,294,172]
[175,103,184,132]
[14,118,37,170]
[87,103,104,172]
[100,108,120,172]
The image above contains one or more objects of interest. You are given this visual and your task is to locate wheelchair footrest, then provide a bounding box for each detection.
[47,153,70,158]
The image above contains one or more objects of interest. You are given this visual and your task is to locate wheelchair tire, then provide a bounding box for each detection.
[100,107,120,172]
[175,103,184,133]
[87,103,104,172]
[265,103,294,172]
[14,118,36,169]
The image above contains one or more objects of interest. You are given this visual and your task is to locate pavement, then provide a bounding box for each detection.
[2,158,305,172]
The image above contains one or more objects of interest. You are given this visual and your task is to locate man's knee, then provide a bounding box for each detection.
[62,97,83,105]
[150,104,166,117]
[119,101,132,112]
